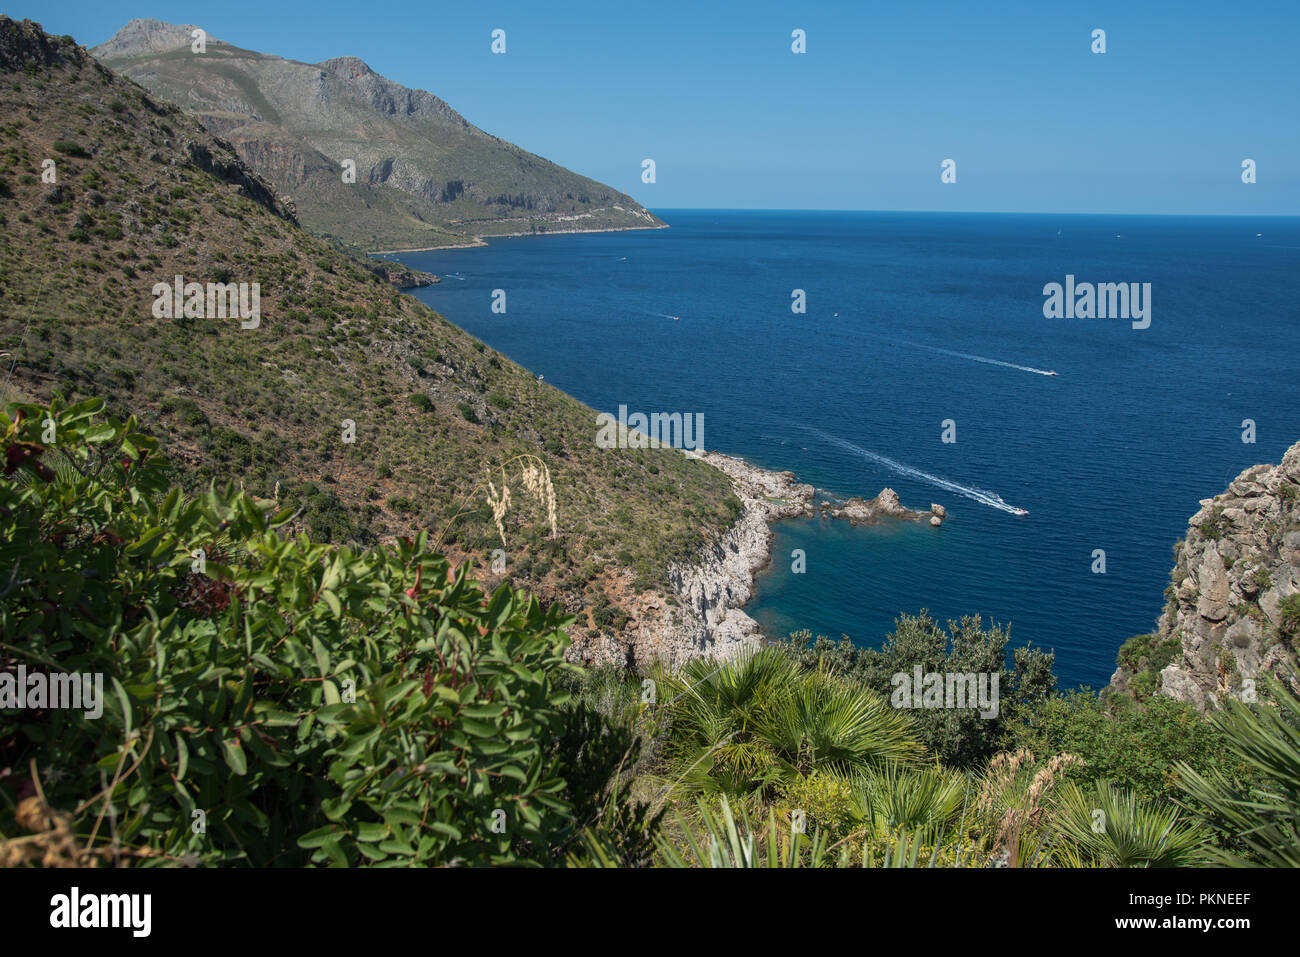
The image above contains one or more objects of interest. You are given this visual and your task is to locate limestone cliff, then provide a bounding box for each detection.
[1108,439,1300,710]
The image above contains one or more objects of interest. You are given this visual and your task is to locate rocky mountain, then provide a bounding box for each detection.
[1108,439,1300,710]
[91,19,664,251]
[0,17,728,665]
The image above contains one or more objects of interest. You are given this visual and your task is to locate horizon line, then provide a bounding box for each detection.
[645,207,1300,219]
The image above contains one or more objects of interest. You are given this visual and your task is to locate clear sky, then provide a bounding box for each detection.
[10,0,1299,215]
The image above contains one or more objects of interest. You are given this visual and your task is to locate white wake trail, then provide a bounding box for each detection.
[811,429,1028,515]
[895,339,1056,376]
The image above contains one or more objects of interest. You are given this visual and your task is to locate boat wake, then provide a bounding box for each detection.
[810,428,1029,516]
[895,339,1056,376]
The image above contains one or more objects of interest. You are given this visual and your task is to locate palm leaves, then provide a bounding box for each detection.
[1175,673,1300,866]
[653,648,922,799]
[759,673,921,778]
[850,762,969,839]
[656,795,834,868]
[1048,780,1212,867]
[656,793,979,868]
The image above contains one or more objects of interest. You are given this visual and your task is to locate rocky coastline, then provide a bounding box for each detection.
[611,451,941,669]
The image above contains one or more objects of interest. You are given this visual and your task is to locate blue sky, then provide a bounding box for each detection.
[11,0,1299,214]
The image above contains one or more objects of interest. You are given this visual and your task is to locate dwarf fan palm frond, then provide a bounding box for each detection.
[1175,673,1300,867]
[1049,779,1212,867]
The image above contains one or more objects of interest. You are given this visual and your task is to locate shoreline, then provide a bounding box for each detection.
[621,450,940,669]
[369,222,669,256]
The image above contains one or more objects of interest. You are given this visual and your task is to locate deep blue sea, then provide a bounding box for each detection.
[396,210,1300,690]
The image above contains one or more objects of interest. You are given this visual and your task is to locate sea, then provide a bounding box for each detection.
[395,210,1300,690]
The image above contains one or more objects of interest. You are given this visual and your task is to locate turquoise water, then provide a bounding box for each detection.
[397,210,1300,689]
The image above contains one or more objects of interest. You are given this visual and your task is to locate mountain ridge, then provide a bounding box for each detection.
[91,18,665,251]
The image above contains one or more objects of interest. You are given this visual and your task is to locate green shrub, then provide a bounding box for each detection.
[52,140,89,158]
[0,394,648,867]
[386,494,419,514]
[1115,631,1182,699]
[1009,692,1240,803]
[159,394,209,427]
[1049,780,1211,867]
[1279,594,1300,639]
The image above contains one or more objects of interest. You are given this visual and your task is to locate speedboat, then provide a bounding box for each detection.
[1012,507,1029,516]
[1046,370,1057,376]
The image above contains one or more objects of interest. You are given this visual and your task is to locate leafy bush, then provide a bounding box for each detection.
[1115,631,1182,700]
[1009,692,1238,802]
[0,395,647,867]
[159,395,208,427]
[51,140,89,158]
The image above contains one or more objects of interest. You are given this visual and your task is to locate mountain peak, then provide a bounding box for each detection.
[319,55,374,78]
[93,18,212,60]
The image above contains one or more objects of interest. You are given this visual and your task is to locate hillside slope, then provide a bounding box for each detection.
[0,17,733,662]
[91,19,664,251]
[1107,439,1300,709]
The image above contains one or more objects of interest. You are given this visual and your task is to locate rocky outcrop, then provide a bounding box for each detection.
[819,489,941,526]
[1108,439,1300,710]
[0,18,72,71]
[577,452,938,669]
[184,138,298,224]
[361,258,439,289]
